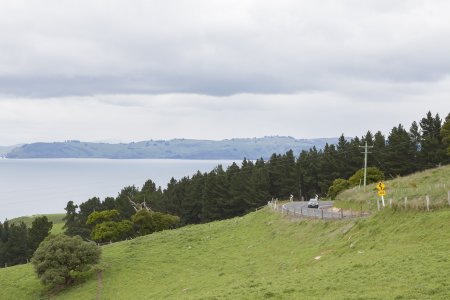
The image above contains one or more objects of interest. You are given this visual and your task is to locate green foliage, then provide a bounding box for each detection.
[0,222,28,267]
[91,220,133,243]
[441,113,450,156]
[27,216,52,258]
[31,235,100,287]
[63,201,90,239]
[327,178,351,199]
[383,124,417,176]
[86,210,119,226]
[335,165,450,211]
[132,210,180,236]
[3,206,450,299]
[87,210,133,243]
[348,167,384,187]
[419,111,446,168]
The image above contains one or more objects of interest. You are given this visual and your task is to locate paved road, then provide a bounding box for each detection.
[281,201,341,219]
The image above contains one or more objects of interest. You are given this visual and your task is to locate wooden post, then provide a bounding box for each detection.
[448,191,450,206]
[340,208,343,219]
[321,209,324,219]
[389,198,392,208]
[404,197,407,209]
[426,195,430,212]
[360,204,363,217]
[300,207,303,216]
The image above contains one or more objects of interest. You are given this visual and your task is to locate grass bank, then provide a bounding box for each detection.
[334,165,450,211]
[1,207,449,299]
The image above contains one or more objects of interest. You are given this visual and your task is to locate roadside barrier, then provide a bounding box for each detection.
[268,199,368,220]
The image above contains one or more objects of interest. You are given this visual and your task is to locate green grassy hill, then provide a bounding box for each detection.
[335,165,450,211]
[10,213,65,234]
[1,167,450,299]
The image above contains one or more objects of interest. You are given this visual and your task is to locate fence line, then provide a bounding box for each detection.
[269,190,450,218]
[268,200,368,220]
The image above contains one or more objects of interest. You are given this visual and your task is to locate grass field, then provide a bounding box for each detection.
[334,165,450,211]
[1,207,450,299]
[1,167,449,299]
[10,213,66,234]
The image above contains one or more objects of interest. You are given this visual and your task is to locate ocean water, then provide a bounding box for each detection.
[0,158,236,220]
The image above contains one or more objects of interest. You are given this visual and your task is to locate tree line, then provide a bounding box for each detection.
[2,110,449,269]
[63,111,450,230]
[0,216,52,267]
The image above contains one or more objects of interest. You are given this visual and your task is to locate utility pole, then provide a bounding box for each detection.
[359,141,373,189]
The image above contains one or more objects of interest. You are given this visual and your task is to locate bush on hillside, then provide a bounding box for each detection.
[348,167,384,187]
[91,220,134,243]
[327,178,351,199]
[31,234,101,287]
[132,210,180,236]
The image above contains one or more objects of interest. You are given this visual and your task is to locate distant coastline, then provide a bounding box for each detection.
[3,136,339,160]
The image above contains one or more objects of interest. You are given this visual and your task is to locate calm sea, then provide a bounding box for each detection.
[0,158,236,220]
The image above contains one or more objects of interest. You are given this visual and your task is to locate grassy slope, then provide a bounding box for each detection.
[10,213,65,234]
[334,165,450,211]
[1,207,450,299]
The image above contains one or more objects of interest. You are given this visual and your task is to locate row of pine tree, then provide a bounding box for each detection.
[0,217,53,267]
[2,111,449,268]
[64,111,450,230]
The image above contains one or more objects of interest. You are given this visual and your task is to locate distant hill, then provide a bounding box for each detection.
[0,144,22,157]
[6,137,339,159]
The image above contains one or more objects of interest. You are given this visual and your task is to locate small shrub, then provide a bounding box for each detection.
[327,178,351,199]
[348,167,384,187]
[31,234,101,287]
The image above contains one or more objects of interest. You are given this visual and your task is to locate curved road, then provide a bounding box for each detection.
[282,201,340,219]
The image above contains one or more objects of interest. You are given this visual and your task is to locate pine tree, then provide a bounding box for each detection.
[249,159,271,205]
[201,166,229,222]
[5,222,28,266]
[27,216,53,258]
[318,144,340,195]
[384,124,416,176]
[63,201,90,239]
[419,111,446,168]
[115,186,139,220]
[440,113,450,157]
[182,171,206,224]
[279,150,297,198]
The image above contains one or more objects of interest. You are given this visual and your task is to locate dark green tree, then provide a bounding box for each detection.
[348,167,384,186]
[181,171,206,224]
[419,111,446,167]
[440,113,450,157]
[327,178,351,199]
[32,235,101,287]
[132,210,179,236]
[384,124,417,176]
[115,186,139,220]
[63,201,90,239]
[249,158,271,206]
[27,216,53,258]
[4,222,28,266]
[201,166,229,222]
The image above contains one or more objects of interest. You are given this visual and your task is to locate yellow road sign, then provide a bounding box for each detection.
[376,182,385,191]
[378,190,386,196]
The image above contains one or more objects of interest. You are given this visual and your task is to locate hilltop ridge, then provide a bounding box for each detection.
[5,136,338,159]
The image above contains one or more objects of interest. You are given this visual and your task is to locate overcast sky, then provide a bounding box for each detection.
[0,0,449,145]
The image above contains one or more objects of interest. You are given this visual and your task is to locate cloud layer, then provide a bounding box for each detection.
[0,1,449,144]
[1,0,450,96]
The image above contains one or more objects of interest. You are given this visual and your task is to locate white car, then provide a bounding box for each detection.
[307,198,319,208]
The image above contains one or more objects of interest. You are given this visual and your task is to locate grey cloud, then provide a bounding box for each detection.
[1,0,450,97]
